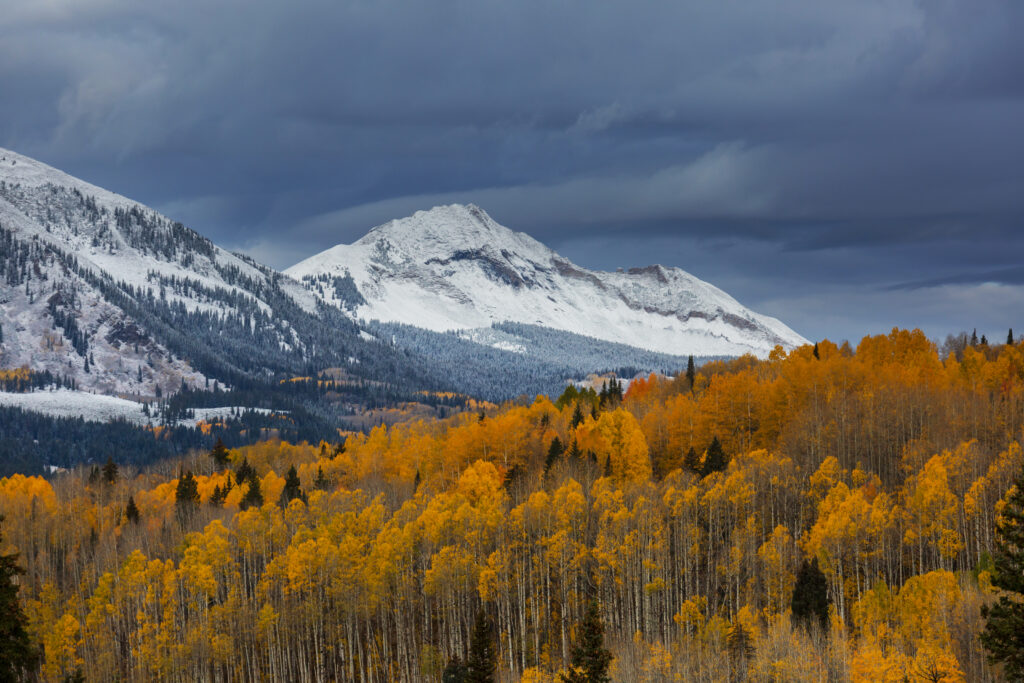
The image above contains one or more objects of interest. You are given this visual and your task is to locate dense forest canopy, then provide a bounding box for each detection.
[1,328,1023,681]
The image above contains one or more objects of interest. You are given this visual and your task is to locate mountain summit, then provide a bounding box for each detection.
[286,204,807,357]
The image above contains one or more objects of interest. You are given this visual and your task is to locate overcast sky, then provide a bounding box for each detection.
[2,0,1022,344]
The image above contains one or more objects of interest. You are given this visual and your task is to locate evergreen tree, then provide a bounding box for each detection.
[980,467,1024,680]
[124,495,140,524]
[1009,328,1015,345]
[701,436,727,477]
[683,446,701,474]
[0,517,40,681]
[812,342,820,360]
[279,465,306,507]
[241,475,264,510]
[791,557,830,634]
[982,334,989,346]
[209,437,230,470]
[314,466,330,490]
[235,457,254,485]
[101,456,118,484]
[465,610,496,683]
[727,621,755,676]
[971,329,979,346]
[571,402,585,429]
[442,657,468,683]
[686,355,696,391]
[208,485,225,508]
[175,470,200,523]
[561,599,612,683]
[567,438,581,461]
[544,436,564,475]
[413,468,421,492]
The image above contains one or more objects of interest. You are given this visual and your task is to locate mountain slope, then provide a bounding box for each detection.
[0,147,424,398]
[286,204,807,357]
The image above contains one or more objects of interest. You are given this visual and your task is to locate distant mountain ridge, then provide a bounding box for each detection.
[0,148,806,413]
[286,203,807,357]
[0,146,422,399]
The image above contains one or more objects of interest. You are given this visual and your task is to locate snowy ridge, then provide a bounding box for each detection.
[287,204,807,357]
[0,388,273,427]
[0,147,359,398]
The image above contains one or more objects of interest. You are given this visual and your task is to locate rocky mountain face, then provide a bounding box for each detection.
[0,147,407,398]
[286,203,807,358]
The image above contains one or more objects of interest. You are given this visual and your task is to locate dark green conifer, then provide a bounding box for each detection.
[1008,328,1015,345]
[544,436,564,475]
[0,517,40,681]
[314,466,330,490]
[980,466,1024,679]
[174,470,200,523]
[235,457,254,485]
[240,475,264,510]
[686,355,696,390]
[442,657,468,683]
[571,403,585,429]
[209,437,230,470]
[125,495,140,523]
[683,446,701,474]
[465,610,496,683]
[791,557,830,634]
[101,456,118,484]
[566,439,581,461]
[208,485,225,508]
[561,599,612,683]
[812,342,820,359]
[279,465,306,507]
[701,436,727,476]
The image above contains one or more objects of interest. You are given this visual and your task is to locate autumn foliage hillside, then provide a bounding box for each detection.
[2,329,1023,681]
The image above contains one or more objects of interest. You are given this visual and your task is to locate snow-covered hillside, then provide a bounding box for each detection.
[0,147,372,398]
[287,204,807,357]
[0,388,273,427]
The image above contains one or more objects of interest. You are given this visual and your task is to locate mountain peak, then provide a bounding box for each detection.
[287,204,808,357]
[356,203,551,261]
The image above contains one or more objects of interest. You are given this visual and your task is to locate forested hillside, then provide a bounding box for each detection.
[2,329,1023,681]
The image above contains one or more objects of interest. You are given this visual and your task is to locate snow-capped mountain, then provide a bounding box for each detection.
[286,204,807,357]
[0,147,383,397]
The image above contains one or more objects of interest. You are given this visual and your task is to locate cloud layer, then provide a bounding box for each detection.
[2,0,1022,343]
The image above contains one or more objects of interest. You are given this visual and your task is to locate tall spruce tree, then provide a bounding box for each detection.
[980,467,1024,680]
[791,557,830,634]
[101,456,118,484]
[241,475,264,510]
[544,436,565,475]
[209,437,230,470]
[174,470,200,523]
[124,495,140,524]
[686,355,696,390]
[0,517,39,681]
[561,600,612,683]
[465,610,496,683]
[279,465,306,507]
[442,657,468,683]
[1008,328,1015,345]
[571,403,585,429]
[701,436,727,476]
[683,446,701,474]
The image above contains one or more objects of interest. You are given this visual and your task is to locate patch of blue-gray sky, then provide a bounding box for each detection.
[2,0,1022,343]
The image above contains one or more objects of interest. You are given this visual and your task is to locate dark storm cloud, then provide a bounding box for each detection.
[888,266,1024,291]
[1,0,1022,343]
